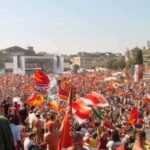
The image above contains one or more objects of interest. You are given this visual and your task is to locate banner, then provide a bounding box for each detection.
[34,70,50,92]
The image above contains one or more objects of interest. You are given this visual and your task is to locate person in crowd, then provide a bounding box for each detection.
[97,132,108,150]
[0,115,15,150]
[2,99,10,117]
[106,130,122,150]
[132,130,146,150]
[19,103,28,125]
[9,115,22,149]
[25,108,36,131]
[68,132,87,150]
[43,121,61,150]
[32,111,43,145]
[24,132,37,150]
[0,72,149,150]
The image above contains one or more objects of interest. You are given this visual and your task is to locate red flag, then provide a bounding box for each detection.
[58,80,71,100]
[34,70,50,92]
[34,70,50,86]
[58,87,73,150]
[128,108,139,125]
[104,120,115,130]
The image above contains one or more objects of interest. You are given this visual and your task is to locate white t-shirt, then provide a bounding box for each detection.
[24,137,36,150]
[106,141,122,150]
[28,113,36,128]
[10,124,21,146]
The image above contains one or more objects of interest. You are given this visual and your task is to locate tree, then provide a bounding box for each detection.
[0,55,5,69]
[118,59,126,69]
[126,57,136,68]
[126,47,143,67]
[134,50,143,65]
[106,57,126,70]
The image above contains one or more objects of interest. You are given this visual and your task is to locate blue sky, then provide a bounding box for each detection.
[0,0,150,54]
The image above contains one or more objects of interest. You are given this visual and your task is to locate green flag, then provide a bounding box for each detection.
[92,108,103,121]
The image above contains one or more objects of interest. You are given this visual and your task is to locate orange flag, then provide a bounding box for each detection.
[128,108,139,125]
[47,101,64,112]
[28,94,44,107]
[58,86,73,150]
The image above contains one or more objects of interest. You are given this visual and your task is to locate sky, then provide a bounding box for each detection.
[0,0,150,55]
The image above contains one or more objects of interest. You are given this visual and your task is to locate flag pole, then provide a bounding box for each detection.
[58,82,74,150]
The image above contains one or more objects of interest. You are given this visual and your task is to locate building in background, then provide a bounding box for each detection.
[13,54,64,75]
[63,56,71,72]
[0,46,64,74]
[71,53,102,69]
[71,52,122,70]
[142,48,150,68]
[125,46,150,80]
[142,48,150,80]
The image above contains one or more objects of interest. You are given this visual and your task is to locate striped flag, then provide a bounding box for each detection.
[72,92,109,123]
[85,92,109,107]
[73,99,92,123]
[133,65,143,82]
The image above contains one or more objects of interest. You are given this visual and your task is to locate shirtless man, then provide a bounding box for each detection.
[43,121,60,150]
[32,112,43,144]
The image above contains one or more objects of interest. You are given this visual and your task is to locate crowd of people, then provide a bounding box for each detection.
[0,71,150,150]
